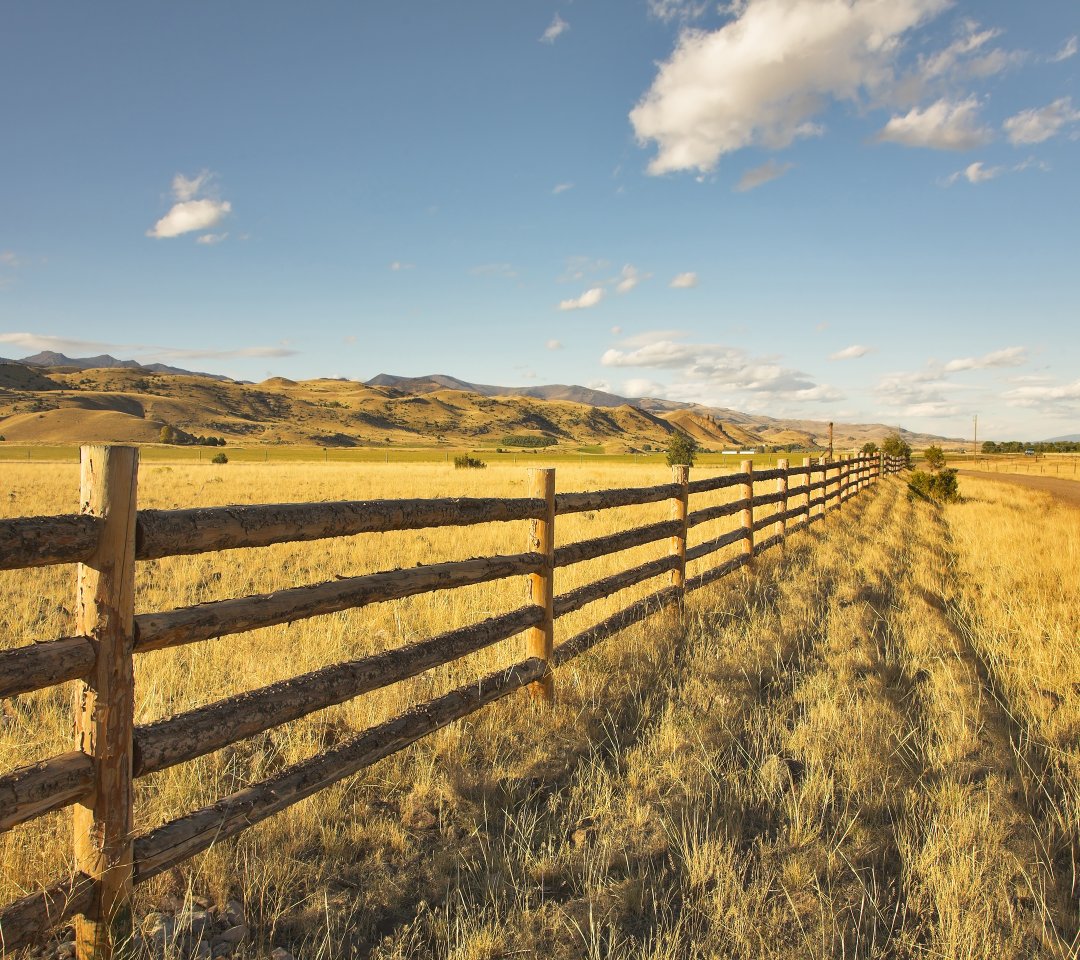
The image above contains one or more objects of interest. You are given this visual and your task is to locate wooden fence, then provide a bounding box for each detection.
[0,447,904,957]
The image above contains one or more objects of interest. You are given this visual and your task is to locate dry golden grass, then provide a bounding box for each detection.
[1,463,1077,959]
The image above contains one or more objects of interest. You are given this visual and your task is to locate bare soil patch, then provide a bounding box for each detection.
[958,469,1080,507]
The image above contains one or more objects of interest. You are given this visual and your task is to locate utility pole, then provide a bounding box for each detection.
[973,414,978,462]
[828,421,834,461]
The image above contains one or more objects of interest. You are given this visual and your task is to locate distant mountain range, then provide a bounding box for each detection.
[7,351,236,382]
[1044,433,1080,442]
[0,355,962,448]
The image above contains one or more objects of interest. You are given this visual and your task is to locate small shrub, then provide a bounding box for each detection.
[908,468,959,503]
[666,431,698,467]
[453,455,486,470]
[211,452,229,465]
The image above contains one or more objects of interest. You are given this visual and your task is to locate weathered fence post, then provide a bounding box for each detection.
[801,457,812,525]
[741,460,754,560]
[775,459,788,542]
[74,445,138,960]
[670,464,689,596]
[526,467,555,702]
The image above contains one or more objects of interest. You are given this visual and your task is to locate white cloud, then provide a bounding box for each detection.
[736,160,794,192]
[147,198,232,239]
[630,0,948,174]
[878,97,992,149]
[196,232,228,245]
[0,331,297,360]
[944,346,1027,372]
[615,264,649,294]
[1004,379,1080,410]
[610,325,623,335]
[546,339,564,350]
[830,344,872,360]
[558,287,605,311]
[670,271,698,289]
[601,330,839,406]
[874,368,959,416]
[1003,97,1080,145]
[587,379,612,392]
[559,255,610,283]
[389,261,416,271]
[172,170,213,202]
[947,160,1003,185]
[551,182,574,195]
[647,0,708,22]
[148,170,232,240]
[623,378,670,398]
[1049,35,1077,63]
[540,13,568,43]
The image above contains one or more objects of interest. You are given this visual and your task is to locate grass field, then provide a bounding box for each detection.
[1,462,1076,958]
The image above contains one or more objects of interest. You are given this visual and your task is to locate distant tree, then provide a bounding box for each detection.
[981,440,998,454]
[923,445,946,472]
[861,441,879,455]
[211,452,228,464]
[666,431,698,468]
[882,433,912,466]
[159,425,176,444]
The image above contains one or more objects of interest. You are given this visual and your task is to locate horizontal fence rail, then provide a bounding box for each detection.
[0,446,904,958]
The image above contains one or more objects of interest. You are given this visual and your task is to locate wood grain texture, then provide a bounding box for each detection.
[0,515,100,571]
[0,636,95,700]
[0,751,94,832]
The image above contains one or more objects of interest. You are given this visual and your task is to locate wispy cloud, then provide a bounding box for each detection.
[736,160,794,192]
[196,232,229,245]
[878,97,992,150]
[546,339,564,350]
[551,182,574,195]
[147,170,232,240]
[615,264,649,294]
[944,346,1027,372]
[0,332,297,361]
[389,260,416,271]
[470,262,518,279]
[670,272,698,289]
[1003,97,1080,145]
[558,287,605,311]
[646,0,708,22]
[540,13,568,44]
[1049,35,1077,63]
[830,344,872,360]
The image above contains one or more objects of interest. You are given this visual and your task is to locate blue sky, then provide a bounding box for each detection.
[1,1,1077,439]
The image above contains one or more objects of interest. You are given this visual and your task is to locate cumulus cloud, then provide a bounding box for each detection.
[1004,379,1080,409]
[147,170,232,240]
[670,271,698,289]
[878,97,992,149]
[558,287,605,311]
[540,13,568,43]
[546,339,564,350]
[587,379,612,392]
[830,344,872,360]
[944,346,1027,371]
[615,264,649,294]
[630,0,948,174]
[0,331,297,360]
[736,160,794,192]
[1003,97,1080,145]
[947,160,1003,184]
[623,378,670,398]
[601,330,841,407]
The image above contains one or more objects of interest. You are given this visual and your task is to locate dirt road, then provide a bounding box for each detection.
[959,469,1080,507]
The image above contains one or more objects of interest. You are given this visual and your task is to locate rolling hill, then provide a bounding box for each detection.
[0,359,958,451]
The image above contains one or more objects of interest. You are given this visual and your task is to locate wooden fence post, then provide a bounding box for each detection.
[740,460,754,559]
[526,467,555,703]
[74,445,138,960]
[775,459,788,541]
[801,457,812,525]
[670,464,689,595]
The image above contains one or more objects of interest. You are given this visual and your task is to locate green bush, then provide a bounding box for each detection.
[211,452,229,465]
[666,431,698,468]
[908,468,959,503]
[454,455,486,469]
[500,435,554,448]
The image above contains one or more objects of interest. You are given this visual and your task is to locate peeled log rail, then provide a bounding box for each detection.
[687,552,750,592]
[133,604,544,777]
[136,497,546,560]
[0,515,100,571]
[554,483,680,515]
[687,472,746,494]
[0,751,93,832]
[553,555,678,619]
[0,636,95,700]
[687,500,744,528]
[133,658,548,882]
[134,552,543,653]
[552,586,681,667]
[553,519,680,568]
[0,874,95,955]
[685,527,747,563]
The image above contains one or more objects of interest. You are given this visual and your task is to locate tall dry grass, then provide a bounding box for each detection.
[1,462,1076,958]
